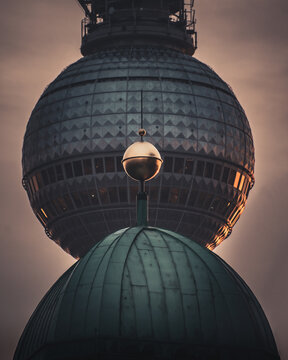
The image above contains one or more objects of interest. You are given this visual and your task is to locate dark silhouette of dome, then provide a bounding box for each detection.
[14,227,278,360]
[22,48,255,258]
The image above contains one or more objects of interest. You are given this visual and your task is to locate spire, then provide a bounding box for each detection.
[77,0,197,56]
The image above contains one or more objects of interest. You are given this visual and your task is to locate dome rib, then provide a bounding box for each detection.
[14,227,279,360]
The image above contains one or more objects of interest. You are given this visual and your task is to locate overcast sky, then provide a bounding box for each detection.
[0,0,287,359]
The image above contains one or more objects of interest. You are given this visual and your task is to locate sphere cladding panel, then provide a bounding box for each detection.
[14,227,279,360]
[22,48,255,257]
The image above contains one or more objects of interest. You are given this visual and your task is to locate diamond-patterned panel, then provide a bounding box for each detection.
[22,47,255,257]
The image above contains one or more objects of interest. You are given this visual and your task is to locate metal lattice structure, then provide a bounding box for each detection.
[77,0,197,56]
[22,47,254,258]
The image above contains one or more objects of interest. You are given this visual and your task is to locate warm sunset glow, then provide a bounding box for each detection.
[40,208,48,218]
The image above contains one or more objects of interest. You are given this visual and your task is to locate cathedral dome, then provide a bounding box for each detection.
[22,47,255,258]
[14,227,278,360]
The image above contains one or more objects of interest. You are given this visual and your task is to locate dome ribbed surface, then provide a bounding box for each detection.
[14,227,278,360]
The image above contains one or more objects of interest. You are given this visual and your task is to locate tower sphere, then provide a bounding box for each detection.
[22,2,255,258]
[22,48,254,258]
[14,227,279,360]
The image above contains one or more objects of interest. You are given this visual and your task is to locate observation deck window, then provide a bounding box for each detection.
[184,159,194,175]
[36,173,44,188]
[163,156,173,172]
[222,167,230,183]
[64,163,73,179]
[105,157,115,172]
[196,161,205,176]
[32,175,39,192]
[238,174,245,192]
[213,164,222,180]
[41,170,50,186]
[174,158,184,174]
[47,167,56,183]
[205,162,214,178]
[116,156,124,172]
[55,165,64,181]
[83,159,93,175]
[73,161,83,177]
[95,158,104,173]
[228,169,236,186]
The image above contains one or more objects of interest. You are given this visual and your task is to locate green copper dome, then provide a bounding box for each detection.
[14,227,279,360]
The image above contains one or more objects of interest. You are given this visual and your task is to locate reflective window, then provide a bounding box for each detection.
[233,171,241,188]
[36,173,44,188]
[116,156,124,172]
[228,169,236,186]
[73,161,83,177]
[238,174,245,191]
[184,159,194,175]
[95,158,104,173]
[55,165,64,181]
[40,208,48,219]
[83,159,93,175]
[174,158,184,174]
[32,175,39,192]
[196,161,205,176]
[218,198,229,215]
[105,157,115,172]
[47,167,56,183]
[213,164,222,180]
[205,162,214,178]
[64,163,73,178]
[222,167,230,183]
[163,156,173,172]
[41,170,50,186]
[29,178,35,194]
